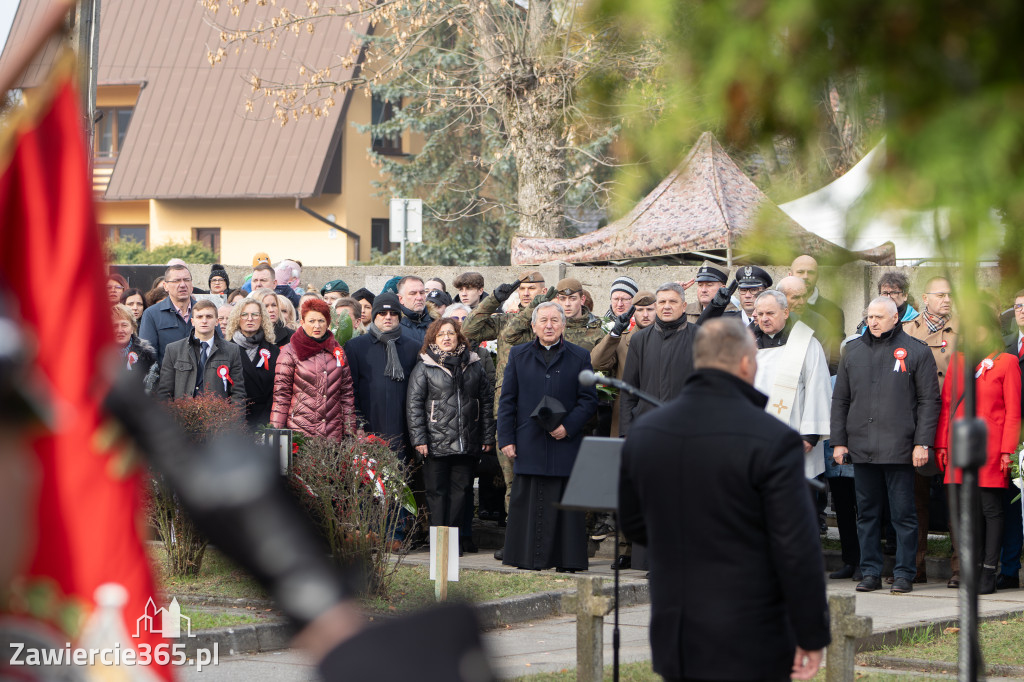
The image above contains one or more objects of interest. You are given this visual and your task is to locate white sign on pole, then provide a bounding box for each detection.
[389,198,423,243]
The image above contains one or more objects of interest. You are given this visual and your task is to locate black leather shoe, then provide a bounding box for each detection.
[891,577,913,594]
[462,539,478,554]
[829,564,856,579]
[856,575,883,592]
[493,548,503,561]
[996,574,1020,590]
[611,555,631,571]
[947,573,960,589]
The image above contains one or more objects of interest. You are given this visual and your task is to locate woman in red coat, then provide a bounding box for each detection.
[935,340,1021,594]
[271,298,357,440]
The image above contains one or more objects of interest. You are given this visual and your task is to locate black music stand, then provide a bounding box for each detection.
[559,436,625,682]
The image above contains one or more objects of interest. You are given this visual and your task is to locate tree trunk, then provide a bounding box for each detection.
[506,80,567,238]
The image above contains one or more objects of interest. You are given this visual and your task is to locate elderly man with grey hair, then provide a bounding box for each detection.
[831,296,940,594]
[619,282,702,437]
[497,300,598,571]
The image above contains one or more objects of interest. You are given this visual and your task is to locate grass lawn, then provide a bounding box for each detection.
[181,608,269,630]
[151,546,573,621]
[867,615,1024,668]
[508,662,947,681]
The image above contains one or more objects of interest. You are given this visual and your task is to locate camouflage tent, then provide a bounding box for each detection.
[511,132,894,266]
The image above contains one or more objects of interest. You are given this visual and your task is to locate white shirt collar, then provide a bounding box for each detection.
[808,287,820,305]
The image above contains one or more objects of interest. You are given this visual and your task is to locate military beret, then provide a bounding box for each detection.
[736,265,772,290]
[554,278,583,295]
[320,279,349,296]
[695,262,729,284]
[518,270,545,284]
[632,290,656,306]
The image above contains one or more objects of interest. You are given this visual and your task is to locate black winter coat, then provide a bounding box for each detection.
[344,328,420,458]
[406,350,495,456]
[233,335,279,427]
[619,318,698,436]
[123,335,159,394]
[831,325,941,463]
[619,369,830,680]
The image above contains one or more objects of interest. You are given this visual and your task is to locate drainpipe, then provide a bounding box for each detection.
[295,199,361,263]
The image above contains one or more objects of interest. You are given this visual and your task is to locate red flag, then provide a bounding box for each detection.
[0,55,171,679]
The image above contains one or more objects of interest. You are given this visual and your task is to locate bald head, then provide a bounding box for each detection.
[790,255,819,290]
[694,318,758,384]
[776,276,808,314]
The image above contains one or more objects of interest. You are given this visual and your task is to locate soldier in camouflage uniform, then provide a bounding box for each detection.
[503,278,607,351]
[461,271,546,553]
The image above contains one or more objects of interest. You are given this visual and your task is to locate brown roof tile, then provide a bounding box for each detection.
[0,0,367,200]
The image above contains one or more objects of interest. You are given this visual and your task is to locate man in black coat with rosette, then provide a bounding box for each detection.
[832,297,941,594]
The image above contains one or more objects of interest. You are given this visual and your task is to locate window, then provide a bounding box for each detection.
[371,95,402,155]
[106,225,149,248]
[94,107,133,159]
[192,228,221,258]
[371,218,393,255]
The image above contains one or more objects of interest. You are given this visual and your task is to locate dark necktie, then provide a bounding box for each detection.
[196,341,209,394]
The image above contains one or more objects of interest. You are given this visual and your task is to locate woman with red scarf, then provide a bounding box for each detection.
[935,321,1021,594]
[271,298,357,439]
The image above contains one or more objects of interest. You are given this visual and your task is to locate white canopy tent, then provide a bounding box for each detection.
[779,143,1003,265]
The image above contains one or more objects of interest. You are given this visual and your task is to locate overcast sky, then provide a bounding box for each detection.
[0,1,18,57]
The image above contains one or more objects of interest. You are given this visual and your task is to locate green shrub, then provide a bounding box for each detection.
[106,239,218,265]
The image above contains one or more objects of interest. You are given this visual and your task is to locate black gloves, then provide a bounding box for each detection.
[611,306,635,336]
[492,279,521,304]
[710,280,737,310]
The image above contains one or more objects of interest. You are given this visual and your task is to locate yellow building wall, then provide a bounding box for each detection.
[97,82,416,265]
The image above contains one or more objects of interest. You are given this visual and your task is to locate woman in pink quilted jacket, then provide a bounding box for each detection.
[271,298,356,439]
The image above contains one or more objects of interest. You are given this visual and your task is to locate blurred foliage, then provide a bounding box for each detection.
[592,0,1024,330]
[106,239,219,265]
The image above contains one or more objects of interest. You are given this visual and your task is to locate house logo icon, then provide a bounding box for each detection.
[135,597,194,638]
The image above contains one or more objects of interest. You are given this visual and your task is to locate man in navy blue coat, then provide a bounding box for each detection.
[497,301,598,571]
[139,263,197,364]
[344,293,420,459]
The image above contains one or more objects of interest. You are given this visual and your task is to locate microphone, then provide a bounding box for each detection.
[578,370,665,408]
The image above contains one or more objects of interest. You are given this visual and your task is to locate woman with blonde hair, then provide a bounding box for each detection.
[278,294,298,330]
[252,287,293,347]
[228,298,279,427]
[112,303,159,393]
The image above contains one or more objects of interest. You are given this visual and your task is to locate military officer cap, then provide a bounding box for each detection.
[632,290,656,306]
[554,278,583,296]
[695,262,729,284]
[320,279,349,296]
[735,265,772,290]
[518,270,545,284]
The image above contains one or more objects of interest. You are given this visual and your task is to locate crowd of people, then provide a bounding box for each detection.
[107,252,1024,587]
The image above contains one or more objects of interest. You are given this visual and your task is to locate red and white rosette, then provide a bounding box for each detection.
[333,347,344,368]
[126,351,139,370]
[217,364,233,391]
[893,348,907,372]
[975,356,995,379]
[257,348,272,369]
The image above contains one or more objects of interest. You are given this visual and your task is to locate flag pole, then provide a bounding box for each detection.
[0,0,75,98]
[71,0,100,164]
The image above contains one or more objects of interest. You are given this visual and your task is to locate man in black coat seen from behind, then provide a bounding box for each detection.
[618,318,830,682]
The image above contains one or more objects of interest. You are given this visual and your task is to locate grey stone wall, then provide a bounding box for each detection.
[180,261,1001,338]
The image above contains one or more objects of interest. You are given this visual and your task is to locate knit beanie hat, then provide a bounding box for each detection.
[381,276,402,295]
[351,287,376,305]
[209,264,230,288]
[610,276,639,298]
[371,293,403,321]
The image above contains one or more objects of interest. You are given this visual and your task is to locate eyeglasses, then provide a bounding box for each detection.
[166,278,192,285]
[879,289,904,297]
[925,292,952,299]
[240,313,261,319]
[436,331,457,338]
[107,284,124,291]
[1014,304,1024,311]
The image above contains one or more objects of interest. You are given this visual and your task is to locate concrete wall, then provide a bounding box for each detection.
[174,261,1002,337]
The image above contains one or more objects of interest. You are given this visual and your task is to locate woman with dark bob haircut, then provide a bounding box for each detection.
[406,318,494,554]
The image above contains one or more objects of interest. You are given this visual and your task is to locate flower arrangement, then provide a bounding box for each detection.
[288,433,416,599]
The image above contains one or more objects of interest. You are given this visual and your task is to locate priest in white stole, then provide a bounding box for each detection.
[751,290,832,478]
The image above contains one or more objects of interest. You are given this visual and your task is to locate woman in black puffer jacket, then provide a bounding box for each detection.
[407,318,495,543]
